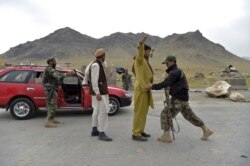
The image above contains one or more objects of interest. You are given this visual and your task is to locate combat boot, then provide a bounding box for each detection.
[91,127,99,136]
[51,117,61,124]
[44,117,58,128]
[99,132,112,141]
[201,126,213,140]
[157,131,172,142]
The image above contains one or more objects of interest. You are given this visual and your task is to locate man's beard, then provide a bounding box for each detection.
[52,64,56,68]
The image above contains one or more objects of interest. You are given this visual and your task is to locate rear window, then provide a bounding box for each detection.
[28,71,44,84]
[63,76,78,85]
[0,70,32,83]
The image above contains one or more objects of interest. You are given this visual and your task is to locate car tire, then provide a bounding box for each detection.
[9,98,35,120]
[108,97,120,116]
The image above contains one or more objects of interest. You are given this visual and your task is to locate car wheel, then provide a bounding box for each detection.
[9,98,35,120]
[108,97,120,116]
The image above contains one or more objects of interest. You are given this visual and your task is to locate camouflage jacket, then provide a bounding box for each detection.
[43,65,66,88]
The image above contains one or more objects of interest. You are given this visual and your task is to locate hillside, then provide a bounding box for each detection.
[1,27,249,74]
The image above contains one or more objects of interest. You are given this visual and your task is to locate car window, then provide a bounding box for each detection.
[0,70,32,83]
[28,71,44,84]
[63,76,78,85]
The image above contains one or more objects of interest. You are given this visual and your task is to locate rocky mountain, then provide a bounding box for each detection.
[154,30,247,67]
[1,27,249,70]
[1,27,97,60]
[242,56,250,60]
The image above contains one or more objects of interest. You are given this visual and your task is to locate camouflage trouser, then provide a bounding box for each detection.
[44,87,58,119]
[161,99,204,131]
[122,83,129,91]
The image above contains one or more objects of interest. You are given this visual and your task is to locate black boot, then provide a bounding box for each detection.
[99,132,112,141]
[141,132,151,137]
[132,135,147,141]
[91,127,99,136]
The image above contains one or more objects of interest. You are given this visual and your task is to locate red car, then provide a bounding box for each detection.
[0,65,132,119]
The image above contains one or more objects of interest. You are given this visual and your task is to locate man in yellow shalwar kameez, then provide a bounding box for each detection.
[132,36,154,141]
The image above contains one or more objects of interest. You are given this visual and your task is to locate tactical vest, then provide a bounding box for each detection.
[169,68,189,101]
[89,60,108,95]
[43,66,59,88]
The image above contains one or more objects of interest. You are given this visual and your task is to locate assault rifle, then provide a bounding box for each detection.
[45,76,61,103]
[43,67,63,102]
[164,87,180,140]
[47,81,57,102]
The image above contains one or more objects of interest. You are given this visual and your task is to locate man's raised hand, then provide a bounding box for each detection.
[140,35,148,44]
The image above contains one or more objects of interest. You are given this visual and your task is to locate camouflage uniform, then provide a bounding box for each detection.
[121,72,132,90]
[161,99,204,131]
[153,64,204,130]
[43,64,66,119]
[152,55,213,141]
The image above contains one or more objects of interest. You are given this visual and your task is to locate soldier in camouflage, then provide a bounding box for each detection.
[121,69,132,91]
[145,55,213,142]
[43,58,74,128]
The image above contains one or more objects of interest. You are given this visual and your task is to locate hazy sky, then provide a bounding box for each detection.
[0,0,249,57]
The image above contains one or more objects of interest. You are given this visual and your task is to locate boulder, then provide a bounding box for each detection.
[205,81,232,97]
[229,92,246,102]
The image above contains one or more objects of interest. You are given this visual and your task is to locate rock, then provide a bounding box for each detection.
[205,81,232,97]
[193,72,205,79]
[229,92,246,102]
